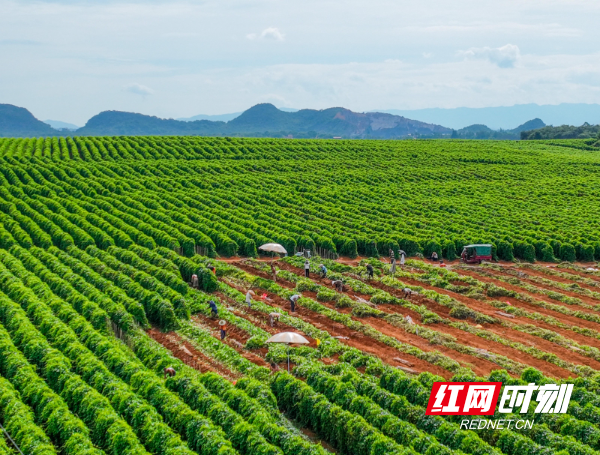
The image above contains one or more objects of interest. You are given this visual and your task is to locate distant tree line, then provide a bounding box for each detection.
[521,122,600,140]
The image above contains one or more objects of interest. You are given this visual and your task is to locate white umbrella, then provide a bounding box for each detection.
[259,243,287,254]
[266,332,309,344]
[266,332,309,372]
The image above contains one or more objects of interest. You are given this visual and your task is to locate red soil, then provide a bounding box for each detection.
[274,261,578,378]
[146,327,239,380]
[223,268,453,379]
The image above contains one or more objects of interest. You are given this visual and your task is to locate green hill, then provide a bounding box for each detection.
[0,104,57,137]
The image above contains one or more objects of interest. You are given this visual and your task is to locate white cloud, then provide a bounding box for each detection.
[124,83,154,95]
[247,27,285,41]
[459,44,521,68]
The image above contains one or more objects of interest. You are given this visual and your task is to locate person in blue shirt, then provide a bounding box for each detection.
[319,264,327,278]
[208,300,218,318]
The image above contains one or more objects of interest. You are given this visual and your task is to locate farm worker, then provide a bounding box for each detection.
[332,280,344,292]
[405,315,414,325]
[439,260,447,268]
[319,264,327,278]
[245,290,255,308]
[269,312,281,327]
[390,258,397,275]
[430,251,439,262]
[208,300,218,318]
[403,288,412,299]
[389,248,395,263]
[399,250,406,266]
[304,260,310,277]
[209,266,216,275]
[366,263,374,279]
[164,367,176,378]
[289,294,300,312]
[191,274,199,288]
[270,362,280,373]
[219,321,227,340]
[270,262,277,282]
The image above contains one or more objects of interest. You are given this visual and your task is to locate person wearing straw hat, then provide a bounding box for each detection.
[219,320,227,340]
[245,290,255,308]
[399,249,406,267]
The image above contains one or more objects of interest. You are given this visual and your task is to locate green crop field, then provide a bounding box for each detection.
[0,135,599,455]
[1,136,600,262]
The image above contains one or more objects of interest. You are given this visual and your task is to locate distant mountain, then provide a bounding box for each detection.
[0,104,57,137]
[0,102,556,140]
[178,112,242,122]
[378,104,600,130]
[178,107,298,122]
[76,103,451,139]
[452,118,545,139]
[44,120,80,130]
[76,110,225,136]
[512,118,545,133]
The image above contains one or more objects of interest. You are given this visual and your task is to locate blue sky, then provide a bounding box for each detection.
[1,0,599,124]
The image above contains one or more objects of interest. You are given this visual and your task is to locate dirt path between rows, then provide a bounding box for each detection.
[478,267,600,308]
[276,262,581,378]
[454,269,600,333]
[190,313,272,369]
[147,327,239,380]
[553,265,600,284]
[224,264,453,378]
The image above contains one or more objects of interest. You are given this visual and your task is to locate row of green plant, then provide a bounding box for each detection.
[4,137,600,261]
[271,371,414,455]
[11,245,140,331]
[301,360,600,455]
[0,375,58,455]
[3,246,338,453]
[0,323,104,455]
[0,256,199,455]
[0,251,311,455]
[0,288,149,455]
[63,245,180,329]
